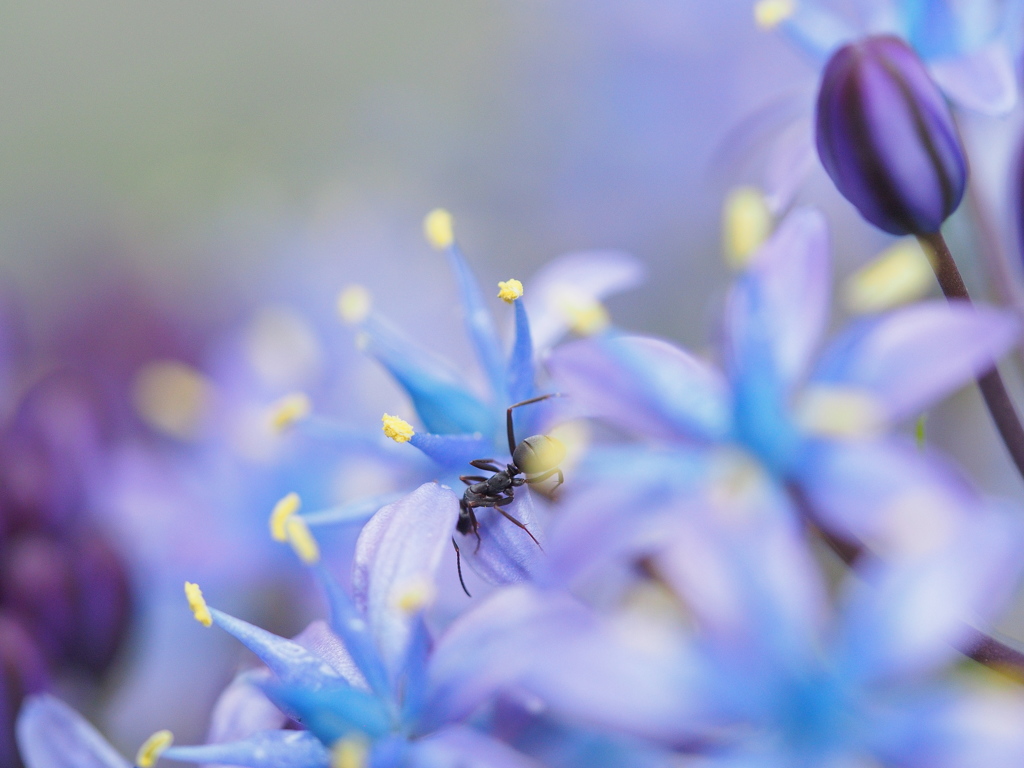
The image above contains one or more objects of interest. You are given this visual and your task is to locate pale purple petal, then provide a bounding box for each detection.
[930,42,1018,116]
[813,301,1019,423]
[205,675,288,748]
[460,487,548,587]
[164,730,329,768]
[525,250,646,352]
[292,619,367,688]
[548,335,730,443]
[352,482,460,675]
[412,726,545,768]
[725,208,831,387]
[16,695,129,768]
[763,118,816,214]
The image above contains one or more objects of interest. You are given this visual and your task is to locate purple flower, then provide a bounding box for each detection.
[816,35,967,235]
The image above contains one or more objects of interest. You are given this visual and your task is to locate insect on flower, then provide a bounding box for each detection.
[454,393,566,596]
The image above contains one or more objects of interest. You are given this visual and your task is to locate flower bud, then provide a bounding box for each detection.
[815,35,967,236]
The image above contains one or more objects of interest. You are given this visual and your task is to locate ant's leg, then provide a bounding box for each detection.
[493,501,542,550]
[452,537,471,597]
[506,394,563,456]
[470,459,502,472]
[460,475,488,485]
[468,507,482,553]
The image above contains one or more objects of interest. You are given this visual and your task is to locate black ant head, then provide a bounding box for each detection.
[513,435,566,475]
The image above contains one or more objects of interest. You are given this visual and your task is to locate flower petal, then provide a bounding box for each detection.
[205,675,288,747]
[164,730,330,768]
[16,695,129,768]
[929,41,1018,115]
[506,300,536,405]
[412,726,544,768]
[352,483,460,676]
[459,487,549,587]
[257,683,391,745]
[813,301,1019,423]
[293,619,367,689]
[410,433,496,470]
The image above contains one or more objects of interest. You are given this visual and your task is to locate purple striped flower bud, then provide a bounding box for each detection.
[815,35,967,236]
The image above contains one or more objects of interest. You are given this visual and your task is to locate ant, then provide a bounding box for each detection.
[452,394,565,596]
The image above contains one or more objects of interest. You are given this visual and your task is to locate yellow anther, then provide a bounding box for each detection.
[286,515,321,565]
[270,392,312,432]
[564,299,610,336]
[795,386,885,438]
[135,730,174,768]
[132,360,212,440]
[395,578,436,614]
[382,413,415,443]
[843,238,934,314]
[184,582,212,627]
[497,279,524,304]
[270,492,301,542]
[423,208,454,250]
[755,0,796,29]
[337,285,372,325]
[331,735,370,768]
[722,186,773,269]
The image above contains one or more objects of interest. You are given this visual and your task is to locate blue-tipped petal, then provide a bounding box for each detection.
[352,483,460,677]
[210,609,345,689]
[506,299,536,405]
[313,566,391,699]
[409,433,495,470]
[164,730,330,768]
[359,314,492,435]
[16,694,129,768]
[260,683,392,745]
[302,493,404,528]
[444,243,507,401]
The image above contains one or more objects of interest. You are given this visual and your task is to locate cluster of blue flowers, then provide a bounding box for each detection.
[19,1,1024,767]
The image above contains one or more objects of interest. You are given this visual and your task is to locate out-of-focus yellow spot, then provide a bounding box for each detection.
[286,516,320,565]
[497,279,524,303]
[915,414,927,450]
[245,307,323,390]
[843,238,934,313]
[270,492,301,542]
[795,386,885,438]
[133,361,212,441]
[135,730,173,768]
[755,0,796,29]
[394,578,436,614]
[184,582,212,627]
[555,290,611,336]
[722,187,773,269]
[337,285,372,325]
[382,413,415,443]
[331,735,369,768]
[269,392,311,433]
[423,208,454,250]
[548,419,590,472]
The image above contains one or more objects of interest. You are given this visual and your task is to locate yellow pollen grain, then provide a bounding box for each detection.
[337,285,372,325]
[395,579,436,614]
[843,238,934,314]
[722,186,772,269]
[270,492,301,542]
[795,386,886,439]
[382,413,415,443]
[497,278,524,303]
[269,392,312,432]
[423,208,454,250]
[135,730,174,768]
[184,581,212,627]
[332,735,370,768]
[755,0,796,29]
[286,515,321,565]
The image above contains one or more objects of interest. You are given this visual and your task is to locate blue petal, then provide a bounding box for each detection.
[398,614,432,728]
[210,609,345,689]
[260,683,392,744]
[358,314,493,435]
[776,2,856,60]
[410,433,495,470]
[929,42,1018,115]
[444,243,507,402]
[206,675,288,747]
[16,695,129,768]
[164,730,330,768]
[352,483,460,677]
[506,300,536,405]
[303,493,404,528]
[459,487,548,587]
[411,726,542,768]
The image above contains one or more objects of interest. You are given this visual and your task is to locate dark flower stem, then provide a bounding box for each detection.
[918,231,1024,482]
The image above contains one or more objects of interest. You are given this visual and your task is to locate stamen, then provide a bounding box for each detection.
[394,578,436,614]
[754,0,796,29]
[337,285,372,325]
[135,730,174,768]
[497,279,524,304]
[286,516,321,565]
[560,294,610,336]
[184,582,212,627]
[269,492,301,542]
[331,735,369,768]
[843,238,934,313]
[382,413,415,443]
[269,392,312,432]
[722,186,772,269]
[423,208,455,251]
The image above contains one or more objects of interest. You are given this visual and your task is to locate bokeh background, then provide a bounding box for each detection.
[4,0,1024,760]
